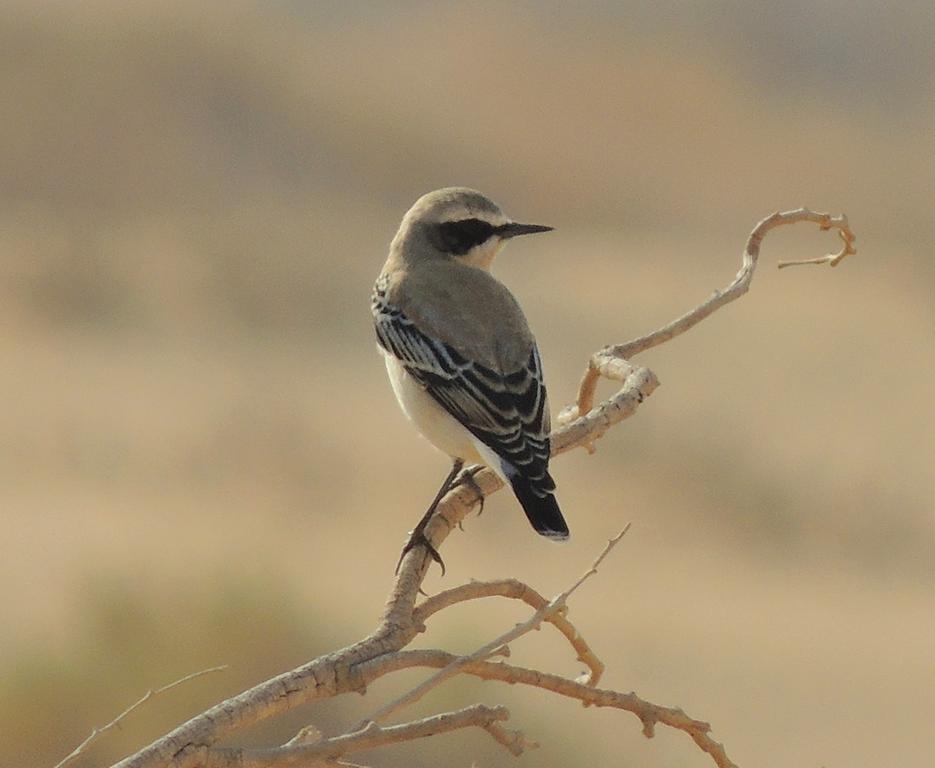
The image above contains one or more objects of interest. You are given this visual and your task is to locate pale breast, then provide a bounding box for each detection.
[383,352,485,465]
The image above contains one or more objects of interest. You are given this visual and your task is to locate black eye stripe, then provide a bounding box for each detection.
[436,218,495,255]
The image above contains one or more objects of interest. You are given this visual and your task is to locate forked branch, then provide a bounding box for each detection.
[413,576,605,686]
[366,651,735,768]
[98,209,854,768]
[206,705,511,767]
[360,527,627,729]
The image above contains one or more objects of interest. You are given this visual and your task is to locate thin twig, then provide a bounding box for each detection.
[483,720,539,756]
[569,208,857,420]
[359,650,737,768]
[205,705,511,767]
[777,213,856,268]
[413,577,605,686]
[359,527,629,728]
[55,666,228,768]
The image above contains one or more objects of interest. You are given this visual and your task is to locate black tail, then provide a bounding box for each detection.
[508,472,569,541]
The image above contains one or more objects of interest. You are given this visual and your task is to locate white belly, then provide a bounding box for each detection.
[383,353,505,478]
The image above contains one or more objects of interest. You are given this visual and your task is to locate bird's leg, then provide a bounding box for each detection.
[396,459,463,576]
[456,464,486,516]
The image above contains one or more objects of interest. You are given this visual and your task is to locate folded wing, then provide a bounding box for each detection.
[373,284,568,539]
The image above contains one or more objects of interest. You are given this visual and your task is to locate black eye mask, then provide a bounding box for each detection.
[435,218,495,255]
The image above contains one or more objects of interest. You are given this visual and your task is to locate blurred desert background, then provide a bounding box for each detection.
[2,1,934,766]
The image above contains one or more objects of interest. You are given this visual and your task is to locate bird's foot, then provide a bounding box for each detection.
[457,465,486,516]
[396,527,446,577]
[395,460,464,577]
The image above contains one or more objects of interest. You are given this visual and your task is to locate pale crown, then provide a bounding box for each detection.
[389,187,550,271]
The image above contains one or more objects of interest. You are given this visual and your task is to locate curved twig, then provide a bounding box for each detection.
[206,705,512,767]
[362,529,626,728]
[568,208,857,420]
[54,666,228,768]
[356,650,736,768]
[413,577,605,686]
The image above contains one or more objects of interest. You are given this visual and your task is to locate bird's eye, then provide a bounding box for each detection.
[436,219,495,255]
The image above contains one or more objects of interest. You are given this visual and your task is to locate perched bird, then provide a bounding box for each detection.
[372,188,568,571]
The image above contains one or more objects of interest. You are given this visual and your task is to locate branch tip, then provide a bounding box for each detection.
[775,210,856,269]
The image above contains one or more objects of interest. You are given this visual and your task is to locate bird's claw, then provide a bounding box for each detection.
[458,466,486,516]
[396,529,446,577]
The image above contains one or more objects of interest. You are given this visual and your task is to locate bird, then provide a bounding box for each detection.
[371,187,569,572]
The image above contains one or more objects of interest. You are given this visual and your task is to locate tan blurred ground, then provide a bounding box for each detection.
[1,2,933,767]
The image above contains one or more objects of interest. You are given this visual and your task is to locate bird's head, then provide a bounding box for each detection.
[392,187,552,270]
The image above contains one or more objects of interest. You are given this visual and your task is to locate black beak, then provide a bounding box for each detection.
[495,222,554,239]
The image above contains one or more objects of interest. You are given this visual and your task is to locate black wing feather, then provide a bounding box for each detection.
[372,279,568,539]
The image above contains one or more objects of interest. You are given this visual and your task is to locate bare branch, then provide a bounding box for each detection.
[361,527,628,727]
[567,208,857,421]
[55,666,228,768]
[413,577,605,686]
[562,525,630,600]
[482,720,539,756]
[205,705,511,767]
[366,650,737,768]
[283,725,323,747]
[777,212,856,268]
